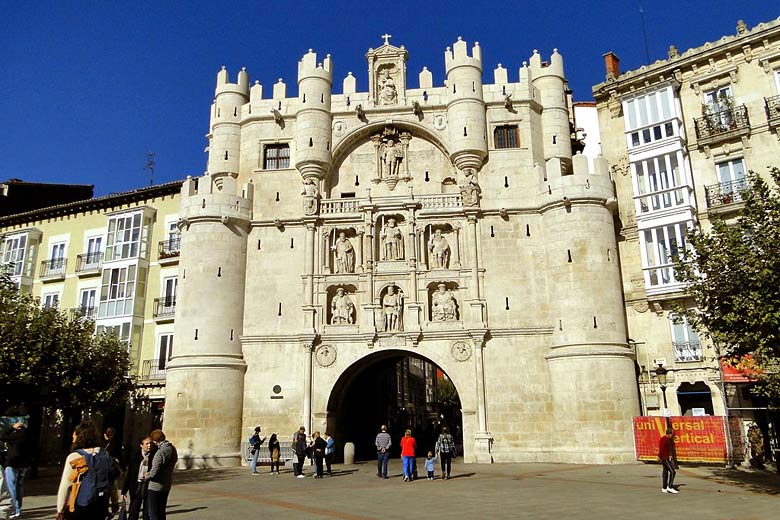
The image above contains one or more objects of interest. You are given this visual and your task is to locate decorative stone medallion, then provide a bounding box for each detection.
[451,341,472,362]
[433,114,447,131]
[315,344,337,367]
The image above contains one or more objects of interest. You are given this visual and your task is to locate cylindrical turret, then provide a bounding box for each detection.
[529,50,572,171]
[164,174,253,467]
[208,67,249,178]
[541,157,639,463]
[294,50,333,180]
[444,37,487,171]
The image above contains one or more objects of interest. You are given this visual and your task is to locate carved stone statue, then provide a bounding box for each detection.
[667,45,679,59]
[331,288,355,325]
[382,285,403,331]
[381,218,404,260]
[431,284,457,321]
[332,232,355,273]
[378,69,397,105]
[301,178,319,215]
[459,168,481,207]
[428,229,450,269]
[381,139,403,179]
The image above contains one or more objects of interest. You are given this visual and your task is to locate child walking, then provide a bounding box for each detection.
[425,451,437,480]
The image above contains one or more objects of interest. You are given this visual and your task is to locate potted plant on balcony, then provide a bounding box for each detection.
[720,193,734,205]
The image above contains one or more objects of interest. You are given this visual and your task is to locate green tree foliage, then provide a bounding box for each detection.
[0,272,132,412]
[674,168,780,401]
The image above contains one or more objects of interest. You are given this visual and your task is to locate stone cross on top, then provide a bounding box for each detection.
[381,33,392,45]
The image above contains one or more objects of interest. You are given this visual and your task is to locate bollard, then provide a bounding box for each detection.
[344,442,355,465]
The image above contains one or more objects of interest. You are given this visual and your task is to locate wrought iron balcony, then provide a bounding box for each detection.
[70,306,97,320]
[139,358,167,381]
[674,341,703,363]
[153,297,176,319]
[693,105,750,145]
[765,95,780,129]
[704,178,749,208]
[158,235,181,260]
[76,252,103,273]
[39,258,67,279]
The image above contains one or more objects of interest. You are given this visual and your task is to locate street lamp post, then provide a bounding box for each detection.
[655,364,670,428]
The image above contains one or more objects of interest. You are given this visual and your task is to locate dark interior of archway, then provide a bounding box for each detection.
[328,353,461,462]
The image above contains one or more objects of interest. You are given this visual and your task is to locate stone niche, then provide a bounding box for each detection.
[427,281,460,323]
[376,214,407,266]
[323,227,360,274]
[327,284,358,326]
[420,222,460,270]
[377,283,405,332]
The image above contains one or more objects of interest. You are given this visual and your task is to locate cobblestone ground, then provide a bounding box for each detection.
[12,460,780,520]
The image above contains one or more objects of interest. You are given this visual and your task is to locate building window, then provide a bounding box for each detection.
[640,222,689,289]
[1,235,27,276]
[493,125,519,149]
[42,292,60,308]
[106,212,144,261]
[623,86,678,148]
[632,152,689,214]
[99,265,137,318]
[157,333,174,369]
[263,144,290,169]
[97,322,132,345]
[670,314,702,362]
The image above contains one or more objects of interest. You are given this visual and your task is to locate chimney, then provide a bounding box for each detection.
[603,52,620,80]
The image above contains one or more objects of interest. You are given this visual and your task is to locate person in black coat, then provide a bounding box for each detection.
[311,432,327,478]
[122,436,155,520]
[1,422,30,519]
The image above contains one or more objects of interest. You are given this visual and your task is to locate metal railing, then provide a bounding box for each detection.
[704,178,749,208]
[158,235,181,259]
[674,341,703,363]
[70,306,97,320]
[766,95,780,126]
[39,258,67,278]
[153,297,176,318]
[694,104,750,141]
[139,358,167,380]
[76,252,103,272]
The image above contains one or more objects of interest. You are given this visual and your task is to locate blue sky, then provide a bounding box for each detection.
[2,1,777,195]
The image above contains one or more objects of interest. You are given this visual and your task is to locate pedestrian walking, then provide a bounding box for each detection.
[56,421,119,520]
[375,425,391,479]
[1,421,30,519]
[248,426,266,475]
[122,435,155,520]
[323,432,334,476]
[425,451,437,480]
[658,427,678,494]
[294,432,307,478]
[311,432,327,478]
[268,434,281,475]
[400,429,416,482]
[146,430,178,520]
[435,426,455,480]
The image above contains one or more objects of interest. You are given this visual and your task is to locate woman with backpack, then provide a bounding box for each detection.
[56,421,119,519]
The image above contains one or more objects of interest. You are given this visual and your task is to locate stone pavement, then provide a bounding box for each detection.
[14,460,780,520]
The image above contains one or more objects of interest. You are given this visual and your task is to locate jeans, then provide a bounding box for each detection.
[402,456,414,479]
[661,458,676,489]
[295,455,306,476]
[376,450,389,477]
[440,452,452,477]
[250,448,260,474]
[147,488,170,520]
[4,466,26,515]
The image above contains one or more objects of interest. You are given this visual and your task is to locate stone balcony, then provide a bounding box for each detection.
[320,193,463,215]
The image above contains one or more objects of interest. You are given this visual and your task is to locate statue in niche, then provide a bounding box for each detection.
[381,138,403,179]
[378,69,398,105]
[332,232,355,273]
[301,178,319,215]
[428,229,450,269]
[331,288,355,325]
[431,284,457,321]
[382,285,403,332]
[381,218,404,260]
[459,168,481,207]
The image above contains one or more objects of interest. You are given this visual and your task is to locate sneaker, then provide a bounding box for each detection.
[10,514,20,519]
[667,487,678,494]
[377,473,382,478]
[297,474,306,479]
[252,472,259,476]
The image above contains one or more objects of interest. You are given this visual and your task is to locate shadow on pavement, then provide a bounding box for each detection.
[169,505,209,515]
[173,467,243,485]
[697,467,780,495]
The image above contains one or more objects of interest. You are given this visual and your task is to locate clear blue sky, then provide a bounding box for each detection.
[2,1,777,195]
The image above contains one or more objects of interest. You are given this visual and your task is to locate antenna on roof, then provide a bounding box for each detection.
[144,151,156,186]
[639,4,651,65]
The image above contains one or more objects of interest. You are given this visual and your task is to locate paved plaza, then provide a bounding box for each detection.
[13,460,780,520]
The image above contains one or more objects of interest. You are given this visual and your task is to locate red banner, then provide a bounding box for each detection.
[633,416,728,463]
[720,355,761,383]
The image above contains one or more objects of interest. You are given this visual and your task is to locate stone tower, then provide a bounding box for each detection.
[163,68,254,466]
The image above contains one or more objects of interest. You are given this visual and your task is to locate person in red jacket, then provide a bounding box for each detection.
[400,429,417,482]
[658,427,678,494]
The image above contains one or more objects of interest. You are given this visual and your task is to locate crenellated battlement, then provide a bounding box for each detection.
[543,154,615,202]
[528,49,565,80]
[179,173,254,224]
[444,37,482,72]
[297,49,333,84]
[215,66,250,97]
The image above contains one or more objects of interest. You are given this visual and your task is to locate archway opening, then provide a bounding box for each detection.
[676,381,714,416]
[326,350,462,462]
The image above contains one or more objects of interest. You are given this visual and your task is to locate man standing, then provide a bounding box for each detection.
[435,426,456,480]
[1,421,29,519]
[658,427,678,494]
[375,425,391,479]
[146,430,178,520]
[249,426,266,475]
